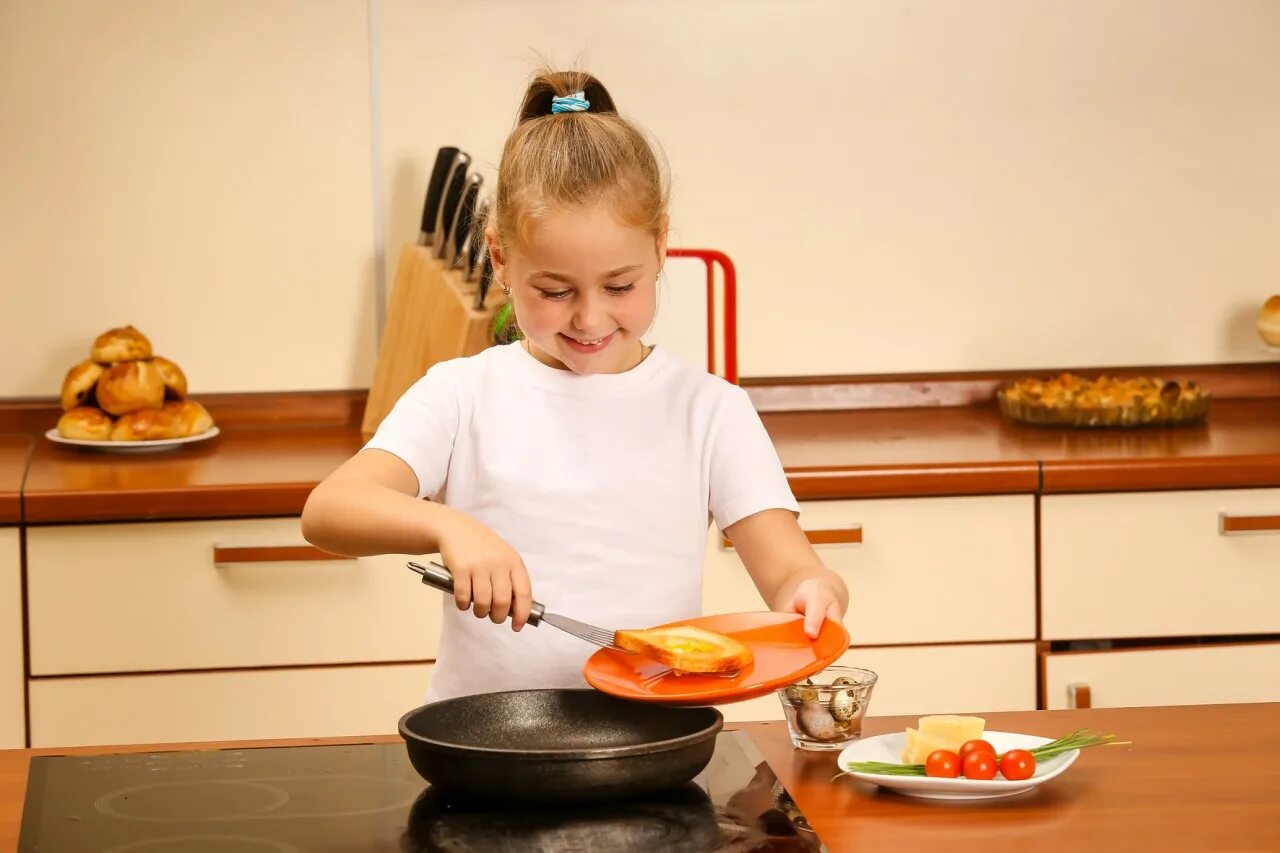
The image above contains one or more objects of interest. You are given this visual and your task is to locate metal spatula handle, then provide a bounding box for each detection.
[406,561,546,624]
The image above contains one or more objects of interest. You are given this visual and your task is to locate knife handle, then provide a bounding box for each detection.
[476,251,494,310]
[407,561,545,624]
[420,146,459,246]
[434,154,470,260]
[451,175,483,269]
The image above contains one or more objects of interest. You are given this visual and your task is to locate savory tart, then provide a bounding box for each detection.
[997,372,1209,427]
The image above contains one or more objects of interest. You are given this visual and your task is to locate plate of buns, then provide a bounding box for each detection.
[584,611,850,705]
[48,325,218,451]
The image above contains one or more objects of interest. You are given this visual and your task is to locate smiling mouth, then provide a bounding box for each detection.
[560,332,615,351]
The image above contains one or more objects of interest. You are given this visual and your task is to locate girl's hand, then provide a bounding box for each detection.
[785,577,845,639]
[438,512,534,631]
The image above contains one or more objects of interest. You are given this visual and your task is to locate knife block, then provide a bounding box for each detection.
[361,244,508,438]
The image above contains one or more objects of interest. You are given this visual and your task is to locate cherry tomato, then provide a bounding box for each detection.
[961,751,998,780]
[958,739,996,762]
[999,749,1036,781]
[925,749,961,778]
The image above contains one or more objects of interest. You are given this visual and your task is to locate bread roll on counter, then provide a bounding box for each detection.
[60,359,105,411]
[110,407,183,441]
[90,325,152,363]
[162,400,214,437]
[151,356,188,399]
[1258,296,1280,347]
[56,407,114,441]
[96,361,165,415]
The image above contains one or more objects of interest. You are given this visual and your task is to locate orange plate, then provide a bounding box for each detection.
[583,612,850,706]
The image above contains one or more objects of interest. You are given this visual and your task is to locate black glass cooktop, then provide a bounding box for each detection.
[19,731,823,852]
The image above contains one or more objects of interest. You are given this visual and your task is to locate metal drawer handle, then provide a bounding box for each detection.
[1219,513,1280,535]
[212,545,355,566]
[1067,682,1092,709]
[722,524,862,550]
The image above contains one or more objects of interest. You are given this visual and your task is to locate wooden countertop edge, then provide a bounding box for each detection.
[22,483,315,524]
[787,462,1040,499]
[1041,454,1280,493]
[0,500,18,526]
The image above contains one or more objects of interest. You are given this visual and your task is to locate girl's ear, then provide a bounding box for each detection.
[485,227,507,284]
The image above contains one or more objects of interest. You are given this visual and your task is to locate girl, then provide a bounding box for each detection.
[301,69,848,703]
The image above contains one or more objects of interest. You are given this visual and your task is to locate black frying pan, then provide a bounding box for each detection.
[399,689,723,803]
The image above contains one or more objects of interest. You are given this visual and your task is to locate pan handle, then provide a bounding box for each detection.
[406,561,545,625]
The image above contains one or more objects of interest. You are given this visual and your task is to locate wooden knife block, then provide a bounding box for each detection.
[361,244,507,437]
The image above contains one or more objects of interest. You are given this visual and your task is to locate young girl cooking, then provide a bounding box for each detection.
[302,69,849,703]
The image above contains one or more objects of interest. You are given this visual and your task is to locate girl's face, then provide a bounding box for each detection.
[488,200,666,375]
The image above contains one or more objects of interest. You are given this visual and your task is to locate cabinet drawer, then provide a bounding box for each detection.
[1043,642,1280,710]
[718,642,1036,723]
[1,528,22,748]
[1041,489,1280,640]
[27,518,442,675]
[29,663,433,747]
[704,496,1036,645]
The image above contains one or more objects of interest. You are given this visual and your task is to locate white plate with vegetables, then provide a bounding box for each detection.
[838,727,1120,800]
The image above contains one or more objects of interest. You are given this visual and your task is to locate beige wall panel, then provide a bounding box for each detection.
[379,0,1280,378]
[1043,643,1280,710]
[0,1,376,397]
[1042,489,1280,640]
[27,519,443,675]
[719,642,1036,723]
[29,663,433,748]
[704,496,1036,645]
[0,529,23,748]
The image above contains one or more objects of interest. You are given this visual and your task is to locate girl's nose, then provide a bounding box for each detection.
[572,292,607,332]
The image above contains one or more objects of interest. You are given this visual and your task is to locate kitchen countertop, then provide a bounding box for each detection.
[0,436,30,525]
[14,398,1280,523]
[1,702,1275,852]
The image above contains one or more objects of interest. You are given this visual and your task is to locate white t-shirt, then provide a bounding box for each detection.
[364,342,798,702]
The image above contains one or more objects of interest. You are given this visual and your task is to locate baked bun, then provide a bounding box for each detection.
[162,400,214,437]
[56,407,114,441]
[110,407,183,441]
[1258,296,1280,347]
[614,625,753,674]
[150,356,188,399]
[91,325,152,363]
[60,359,105,411]
[96,360,165,416]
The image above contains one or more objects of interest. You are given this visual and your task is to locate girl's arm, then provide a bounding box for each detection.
[301,449,534,629]
[722,507,849,639]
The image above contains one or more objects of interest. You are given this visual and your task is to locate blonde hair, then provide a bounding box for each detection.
[491,69,669,253]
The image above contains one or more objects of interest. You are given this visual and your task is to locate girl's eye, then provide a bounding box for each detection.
[606,283,636,295]
[539,289,572,300]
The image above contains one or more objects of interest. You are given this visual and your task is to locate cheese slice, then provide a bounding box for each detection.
[902,726,961,764]
[917,715,985,751]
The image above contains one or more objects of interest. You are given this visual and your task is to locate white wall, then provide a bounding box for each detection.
[3,0,1278,397]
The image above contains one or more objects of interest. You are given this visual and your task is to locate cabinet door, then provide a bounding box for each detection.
[0,528,22,748]
[1042,643,1280,710]
[704,496,1036,645]
[718,642,1036,723]
[29,663,433,748]
[1042,489,1280,640]
[27,519,442,675]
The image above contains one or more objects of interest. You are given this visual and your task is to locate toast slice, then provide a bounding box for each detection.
[614,625,753,674]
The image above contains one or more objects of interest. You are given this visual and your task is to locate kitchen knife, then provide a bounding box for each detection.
[449,173,484,270]
[433,152,471,261]
[475,247,494,310]
[419,146,459,246]
[466,195,491,283]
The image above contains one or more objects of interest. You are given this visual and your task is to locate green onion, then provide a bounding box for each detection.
[835,728,1128,780]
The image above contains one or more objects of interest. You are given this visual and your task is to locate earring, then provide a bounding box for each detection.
[501,282,511,295]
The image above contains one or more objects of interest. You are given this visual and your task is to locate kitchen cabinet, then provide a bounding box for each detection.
[1,528,22,748]
[1042,642,1280,710]
[26,518,442,675]
[1041,488,1280,640]
[28,662,433,748]
[704,495,1037,645]
[719,642,1036,723]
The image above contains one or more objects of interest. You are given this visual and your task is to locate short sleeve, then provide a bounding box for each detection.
[708,386,799,529]
[362,360,464,500]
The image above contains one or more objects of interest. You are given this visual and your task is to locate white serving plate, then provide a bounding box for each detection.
[44,426,220,453]
[837,730,1078,800]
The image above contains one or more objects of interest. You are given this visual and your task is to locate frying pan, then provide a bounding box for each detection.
[398,688,722,803]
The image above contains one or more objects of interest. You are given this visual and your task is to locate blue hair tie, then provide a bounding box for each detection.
[551,91,590,114]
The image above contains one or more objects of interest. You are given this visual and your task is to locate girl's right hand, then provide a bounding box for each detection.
[438,511,534,631]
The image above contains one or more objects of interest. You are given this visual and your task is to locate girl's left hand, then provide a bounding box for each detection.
[785,577,846,639]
